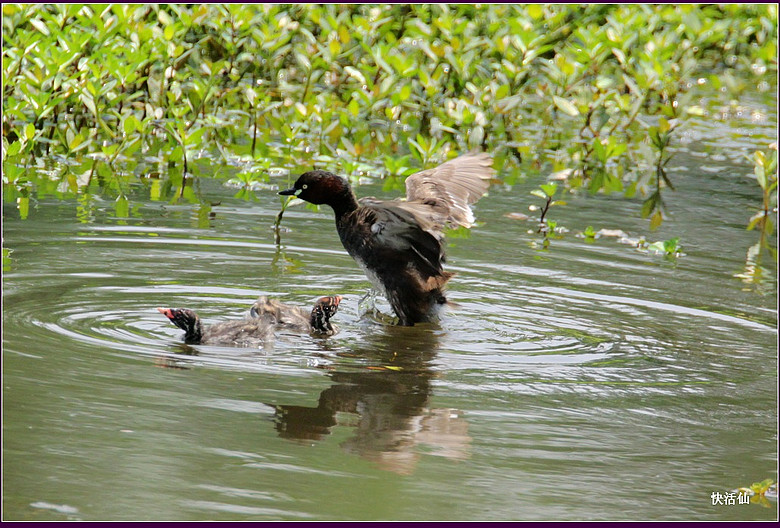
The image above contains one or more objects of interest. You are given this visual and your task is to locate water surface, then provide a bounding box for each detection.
[2,99,777,521]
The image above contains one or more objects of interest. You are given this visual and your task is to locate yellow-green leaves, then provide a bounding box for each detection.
[752,148,777,193]
[2,3,775,235]
[552,95,579,117]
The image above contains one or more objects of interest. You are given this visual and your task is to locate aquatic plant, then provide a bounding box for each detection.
[2,4,776,237]
[735,144,778,293]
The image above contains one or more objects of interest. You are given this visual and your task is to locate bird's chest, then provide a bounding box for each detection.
[337,214,376,258]
[336,215,392,292]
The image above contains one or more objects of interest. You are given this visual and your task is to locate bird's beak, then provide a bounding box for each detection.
[278,187,298,196]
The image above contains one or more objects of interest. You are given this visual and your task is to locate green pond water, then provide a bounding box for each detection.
[2,95,777,521]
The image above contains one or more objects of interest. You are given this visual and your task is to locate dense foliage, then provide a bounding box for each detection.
[2,4,777,239]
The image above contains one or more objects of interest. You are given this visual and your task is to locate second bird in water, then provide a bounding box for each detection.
[158,295,342,345]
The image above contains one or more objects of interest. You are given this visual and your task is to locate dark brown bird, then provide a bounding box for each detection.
[158,296,341,345]
[279,152,494,326]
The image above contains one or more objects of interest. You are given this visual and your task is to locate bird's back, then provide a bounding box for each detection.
[201,317,275,346]
[337,203,453,325]
[250,296,311,331]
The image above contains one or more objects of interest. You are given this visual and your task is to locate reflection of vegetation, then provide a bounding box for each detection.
[735,145,778,294]
[2,247,12,272]
[270,246,304,275]
[746,146,777,244]
[736,478,777,508]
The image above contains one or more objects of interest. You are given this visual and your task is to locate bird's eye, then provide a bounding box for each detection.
[302,184,308,190]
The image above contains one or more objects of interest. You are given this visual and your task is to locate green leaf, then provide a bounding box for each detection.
[754,150,766,168]
[29,18,50,36]
[80,93,97,117]
[540,183,558,197]
[169,145,183,162]
[754,150,767,190]
[746,211,766,231]
[684,105,705,116]
[649,210,663,230]
[245,87,257,106]
[328,38,341,56]
[6,140,22,157]
[530,189,547,199]
[123,136,141,157]
[66,173,78,193]
[123,115,137,135]
[185,127,206,146]
[16,196,29,219]
[347,98,359,117]
[647,241,665,253]
[527,4,543,19]
[552,95,580,117]
[343,66,366,85]
[158,10,173,26]
[662,237,679,253]
[610,141,627,158]
[641,193,659,218]
[592,138,607,162]
[647,126,661,148]
[68,131,90,152]
[341,136,356,156]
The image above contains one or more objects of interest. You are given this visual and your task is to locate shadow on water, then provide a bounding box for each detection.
[264,324,471,475]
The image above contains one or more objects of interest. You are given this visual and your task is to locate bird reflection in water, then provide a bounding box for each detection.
[266,324,471,475]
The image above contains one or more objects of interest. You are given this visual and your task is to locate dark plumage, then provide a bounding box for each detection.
[279,152,494,326]
[249,295,342,336]
[158,296,341,345]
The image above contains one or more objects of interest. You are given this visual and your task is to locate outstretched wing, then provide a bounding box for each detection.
[404,152,494,228]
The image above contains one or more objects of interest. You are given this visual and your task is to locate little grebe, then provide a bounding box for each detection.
[279,152,494,325]
[250,295,342,336]
[158,296,341,345]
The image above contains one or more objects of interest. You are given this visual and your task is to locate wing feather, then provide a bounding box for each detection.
[404,152,494,228]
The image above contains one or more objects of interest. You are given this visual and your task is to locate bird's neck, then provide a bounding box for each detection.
[331,189,359,219]
[185,319,204,343]
[309,308,333,334]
